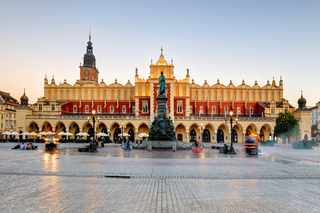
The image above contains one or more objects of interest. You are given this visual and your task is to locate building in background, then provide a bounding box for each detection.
[294,93,312,140]
[310,103,319,126]
[0,91,19,133]
[0,98,5,133]
[16,33,296,143]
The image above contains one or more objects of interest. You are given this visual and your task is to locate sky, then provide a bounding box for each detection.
[0,0,319,107]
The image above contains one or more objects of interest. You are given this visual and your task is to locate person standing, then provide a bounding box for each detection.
[127,138,130,150]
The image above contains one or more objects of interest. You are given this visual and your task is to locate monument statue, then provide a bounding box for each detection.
[158,72,166,95]
[148,73,176,141]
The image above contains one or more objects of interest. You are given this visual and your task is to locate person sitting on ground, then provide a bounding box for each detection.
[30,142,36,150]
[12,143,21,149]
[27,143,32,150]
[20,143,25,150]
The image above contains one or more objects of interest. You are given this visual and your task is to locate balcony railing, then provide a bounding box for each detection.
[179,114,275,122]
[26,114,150,120]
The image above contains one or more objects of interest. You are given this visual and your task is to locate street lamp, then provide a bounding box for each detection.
[200,122,203,143]
[226,110,238,155]
[87,109,99,151]
[119,121,126,144]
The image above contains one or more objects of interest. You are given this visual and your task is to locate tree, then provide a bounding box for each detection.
[274,111,300,143]
[311,124,318,139]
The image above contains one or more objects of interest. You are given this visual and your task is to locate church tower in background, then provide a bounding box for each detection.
[78,30,99,84]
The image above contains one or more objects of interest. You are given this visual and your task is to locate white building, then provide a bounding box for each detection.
[310,102,320,126]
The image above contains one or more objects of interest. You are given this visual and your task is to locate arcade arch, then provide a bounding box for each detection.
[28,122,39,133]
[233,124,244,143]
[259,124,272,142]
[97,122,107,134]
[110,122,121,143]
[55,121,66,133]
[245,123,258,137]
[217,124,228,143]
[41,121,52,132]
[68,122,80,139]
[189,123,200,142]
[203,124,214,142]
[125,122,135,142]
[175,124,186,142]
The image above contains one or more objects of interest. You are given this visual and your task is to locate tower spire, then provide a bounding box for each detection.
[83,28,96,67]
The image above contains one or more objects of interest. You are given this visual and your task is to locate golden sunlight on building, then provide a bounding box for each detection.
[15,33,297,144]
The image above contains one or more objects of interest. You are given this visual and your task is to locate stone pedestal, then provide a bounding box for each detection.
[149,94,176,142]
[156,94,167,116]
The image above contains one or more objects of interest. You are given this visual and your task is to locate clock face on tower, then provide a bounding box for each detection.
[84,70,89,76]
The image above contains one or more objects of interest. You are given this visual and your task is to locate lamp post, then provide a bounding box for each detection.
[226,110,238,155]
[87,109,99,150]
[200,122,203,143]
[122,121,124,142]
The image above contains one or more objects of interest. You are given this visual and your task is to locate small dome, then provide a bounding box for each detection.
[20,90,28,102]
[298,96,306,105]
[298,91,307,110]
[21,94,28,102]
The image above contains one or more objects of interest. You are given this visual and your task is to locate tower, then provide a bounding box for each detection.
[16,89,33,133]
[79,30,99,84]
[294,91,312,140]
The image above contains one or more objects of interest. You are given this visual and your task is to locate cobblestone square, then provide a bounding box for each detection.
[1,143,320,212]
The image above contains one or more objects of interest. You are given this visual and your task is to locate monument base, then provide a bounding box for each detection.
[133,140,193,150]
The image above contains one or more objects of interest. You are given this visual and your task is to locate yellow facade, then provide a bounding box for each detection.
[14,37,296,143]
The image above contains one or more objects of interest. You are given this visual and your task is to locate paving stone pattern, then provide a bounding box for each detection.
[1,142,320,212]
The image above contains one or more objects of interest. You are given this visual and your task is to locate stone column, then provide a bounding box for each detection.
[150,83,154,124]
[243,131,246,143]
[214,129,217,143]
[186,127,189,143]
[135,127,138,142]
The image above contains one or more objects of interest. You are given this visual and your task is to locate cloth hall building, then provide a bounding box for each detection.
[16,33,295,143]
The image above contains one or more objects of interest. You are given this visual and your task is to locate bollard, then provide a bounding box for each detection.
[148,141,152,151]
[200,142,204,149]
[130,143,133,150]
[172,142,176,152]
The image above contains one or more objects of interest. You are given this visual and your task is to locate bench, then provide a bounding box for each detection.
[292,141,312,149]
[260,140,274,146]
